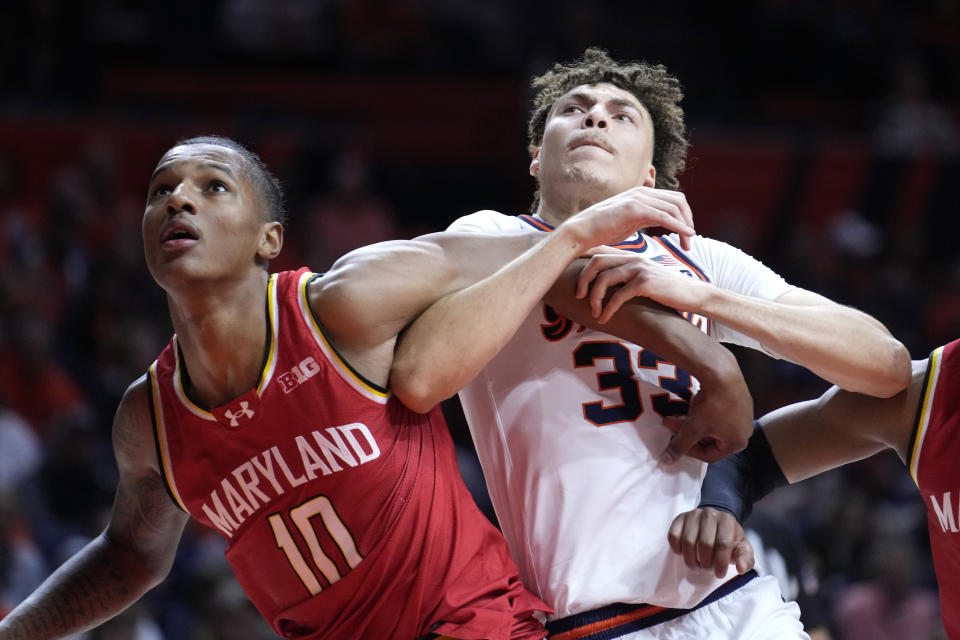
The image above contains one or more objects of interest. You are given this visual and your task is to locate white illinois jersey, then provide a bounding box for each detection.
[448,210,796,618]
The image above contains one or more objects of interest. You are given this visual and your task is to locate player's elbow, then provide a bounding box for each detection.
[389,366,448,414]
[856,338,913,398]
[877,339,913,397]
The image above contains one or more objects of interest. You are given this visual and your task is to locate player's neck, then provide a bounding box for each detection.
[535,192,604,227]
[167,273,271,408]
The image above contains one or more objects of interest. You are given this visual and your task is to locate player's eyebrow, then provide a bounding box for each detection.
[608,97,645,117]
[150,161,239,182]
[560,92,646,119]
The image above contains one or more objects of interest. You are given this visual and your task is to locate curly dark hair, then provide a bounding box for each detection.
[527,48,689,195]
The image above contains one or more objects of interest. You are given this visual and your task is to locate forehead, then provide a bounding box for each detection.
[552,83,648,115]
[153,144,247,178]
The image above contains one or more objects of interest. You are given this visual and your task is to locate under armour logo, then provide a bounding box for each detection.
[223,401,255,427]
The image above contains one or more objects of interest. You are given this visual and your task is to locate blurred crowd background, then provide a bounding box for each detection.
[1,1,958,638]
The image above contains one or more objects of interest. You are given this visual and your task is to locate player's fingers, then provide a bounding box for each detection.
[639,205,694,243]
[655,213,695,242]
[712,512,739,578]
[662,415,685,434]
[597,285,638,324]
[680,510,703,569]
[687,436,730,463]
[646,188,695,231]
[587,267,635,316]
[700,438,741,461]
[733,540,756,575]
[659,418,708,465]
[667,513,687,555]
[576,255,632,299]
[580,247,636,260]
[695,508,719,571]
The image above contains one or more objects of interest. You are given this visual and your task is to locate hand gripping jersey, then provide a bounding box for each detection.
[147,268,549,640]
[448,212,796,618]
[909,338,960,639]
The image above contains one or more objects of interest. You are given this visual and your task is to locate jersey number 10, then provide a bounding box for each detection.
[268,495,363,595]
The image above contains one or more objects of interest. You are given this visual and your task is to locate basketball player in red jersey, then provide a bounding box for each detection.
[670,341,960,638]
[0,135,720,640]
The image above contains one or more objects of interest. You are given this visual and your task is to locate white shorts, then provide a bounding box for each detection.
[546,573,808,640]
[620,575,807,640]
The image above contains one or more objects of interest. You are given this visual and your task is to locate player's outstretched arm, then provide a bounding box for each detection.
[310,230,546,390]
[579,250,911,398]
[388,190,696,412]
[0,379,189,640]
[668,358,926,575]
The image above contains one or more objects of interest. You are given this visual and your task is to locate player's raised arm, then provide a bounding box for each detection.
[668,358,927,576]
[578,246,911,398]
[307,230,545,389]
[388,190,696,413]
[0,379,189,640]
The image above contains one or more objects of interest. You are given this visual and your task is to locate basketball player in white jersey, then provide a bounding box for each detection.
[390,48,910,639]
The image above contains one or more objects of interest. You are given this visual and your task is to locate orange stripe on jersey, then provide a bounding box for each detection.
[518,214,553,231]
[550,605,669,640]
[652,237,707,282]
[148,363,189,512]
[613,238,648,250]
[297,272,388,402]
[518,214,649,251]
[910,346,943,486]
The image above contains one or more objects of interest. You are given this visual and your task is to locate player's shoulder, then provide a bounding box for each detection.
[113,374,163,473]
[447,209,526,232]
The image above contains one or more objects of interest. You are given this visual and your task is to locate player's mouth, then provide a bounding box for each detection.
[160,218,201,250]
[569,135,613,154]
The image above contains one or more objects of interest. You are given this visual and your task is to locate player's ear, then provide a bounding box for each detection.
[258,221,283,260]
[529,148,541,178]
[643,164,656,188]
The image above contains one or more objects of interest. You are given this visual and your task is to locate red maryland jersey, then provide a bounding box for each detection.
[909,338,960,638]
[147,268,548,640]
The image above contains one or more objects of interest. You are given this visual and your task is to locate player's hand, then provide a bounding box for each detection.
[668,507,755,578]
[576,251,711,323]
[561,186,695,253]
[659,365,752,464]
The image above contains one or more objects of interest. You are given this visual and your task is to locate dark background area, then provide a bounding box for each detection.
[0,1,958,638]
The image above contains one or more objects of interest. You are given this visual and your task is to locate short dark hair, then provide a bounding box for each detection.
[527,48,689,192]
[173,135,287,226]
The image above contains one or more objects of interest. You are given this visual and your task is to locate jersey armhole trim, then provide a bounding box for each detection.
[909,346,943,485]
[148,362,189,513]
[300,273,389,400]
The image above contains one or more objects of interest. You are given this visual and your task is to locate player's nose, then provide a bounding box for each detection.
[166,184,197,215]
[583,104,608,129]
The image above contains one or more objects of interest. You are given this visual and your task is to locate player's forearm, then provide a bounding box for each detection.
[549,264,754,449]
[696,287,910,397]
[0,533,162,639]
[551,268,744,391]
[391,228,588,412]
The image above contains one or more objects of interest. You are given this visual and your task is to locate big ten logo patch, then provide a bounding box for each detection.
[279,357,321,393]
